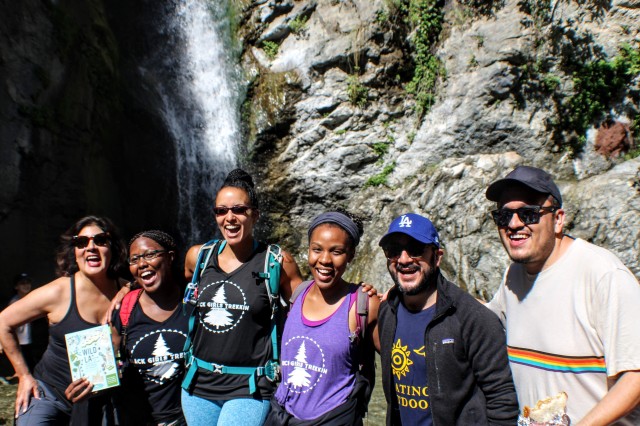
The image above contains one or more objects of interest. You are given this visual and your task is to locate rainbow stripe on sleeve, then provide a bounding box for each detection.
[508,346,606,374]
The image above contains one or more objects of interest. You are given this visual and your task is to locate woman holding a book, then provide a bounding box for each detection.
[112,230,190,426]
[0,216,128,425]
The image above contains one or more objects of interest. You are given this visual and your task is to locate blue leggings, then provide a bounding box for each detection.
[181,389,270,426]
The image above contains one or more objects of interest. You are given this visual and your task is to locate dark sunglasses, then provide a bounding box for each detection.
[128,250,166,265]
[491,205,559,227]
[213,205,253,216]
[382,240,430,262]
[71,232,110,249]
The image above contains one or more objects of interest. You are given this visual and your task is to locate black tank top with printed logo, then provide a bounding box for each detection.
[34,276,101,391]
[191,242,274,400]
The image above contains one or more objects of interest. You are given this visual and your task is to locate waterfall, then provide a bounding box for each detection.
[152,0,242,243]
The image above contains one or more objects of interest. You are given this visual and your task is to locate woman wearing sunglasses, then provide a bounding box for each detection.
[0,215,129,425]
[266,209,380,425]
[112,230,190,426]
[180,168,303,426]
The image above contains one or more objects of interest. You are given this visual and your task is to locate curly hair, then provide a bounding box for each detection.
[219,168,259,210]
[56,216,127,279]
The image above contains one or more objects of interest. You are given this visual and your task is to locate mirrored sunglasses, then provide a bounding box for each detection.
[71,232,110,249]
[491,205,559,227]
[213,205,252,216]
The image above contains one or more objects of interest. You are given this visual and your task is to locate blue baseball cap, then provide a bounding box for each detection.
[379,213,440,248]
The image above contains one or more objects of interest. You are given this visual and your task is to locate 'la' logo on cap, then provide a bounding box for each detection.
[399,215,412,228]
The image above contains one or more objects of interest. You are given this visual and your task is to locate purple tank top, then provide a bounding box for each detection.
[274,282,358,420]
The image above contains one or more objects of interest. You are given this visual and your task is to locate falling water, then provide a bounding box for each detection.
[151,0,242,242]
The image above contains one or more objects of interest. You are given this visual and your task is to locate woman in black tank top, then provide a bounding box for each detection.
[0,216,128,425]
[113,230,189,426]
[181,169,303,426]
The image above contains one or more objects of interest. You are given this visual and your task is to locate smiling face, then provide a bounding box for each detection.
[308,224,354,290]
[74,224,112,279]
[214,187,258,246]
[497,186,564,274]
[129,237,174,293]
[384,234,442,296]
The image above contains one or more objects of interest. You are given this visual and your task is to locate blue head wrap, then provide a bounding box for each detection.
[308,212,361,247]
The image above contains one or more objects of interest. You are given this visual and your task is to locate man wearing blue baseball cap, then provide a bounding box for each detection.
[377,213,518,425]
[486,165,640,424]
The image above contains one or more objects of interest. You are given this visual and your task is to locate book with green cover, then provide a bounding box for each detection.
[65,324,120,392]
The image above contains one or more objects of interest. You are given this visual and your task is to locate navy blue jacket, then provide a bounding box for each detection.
[379,271,519,425]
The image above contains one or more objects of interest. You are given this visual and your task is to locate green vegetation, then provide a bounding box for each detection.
[365,163,396,187]
[563,43,640,149]
[289,15,308,34]
[335,129,347,135]
[372,142,390,157]
[405,0,445,117]
[513,39,640,155]
[346,73,368,107]
[541,74,561,92]
[262,41,279,59]
[407,131,416,144]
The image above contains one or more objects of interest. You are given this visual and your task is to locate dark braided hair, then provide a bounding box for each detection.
[220,169,259,209]
[128,230,181,285]
[128,230,177,252]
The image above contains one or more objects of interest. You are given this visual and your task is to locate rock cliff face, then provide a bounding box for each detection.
[0,0,180,293]
[1,0,639,298]
[239,0,640,293]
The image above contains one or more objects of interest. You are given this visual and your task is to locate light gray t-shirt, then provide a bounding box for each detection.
[488,238,640,425]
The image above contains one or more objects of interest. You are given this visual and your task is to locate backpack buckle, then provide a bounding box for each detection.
[264,360,281,383]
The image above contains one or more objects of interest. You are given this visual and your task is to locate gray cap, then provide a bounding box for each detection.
[486,166,562,206]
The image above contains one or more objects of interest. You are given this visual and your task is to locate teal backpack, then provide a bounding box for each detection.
[181,239,283,394]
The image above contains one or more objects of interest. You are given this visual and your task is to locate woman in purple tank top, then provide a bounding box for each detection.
[267,209,380,425]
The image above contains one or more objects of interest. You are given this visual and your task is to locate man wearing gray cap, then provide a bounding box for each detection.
[486,165,640,424]
[377,213,518,425]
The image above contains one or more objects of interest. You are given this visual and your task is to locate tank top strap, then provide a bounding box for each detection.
[68,274,80,317]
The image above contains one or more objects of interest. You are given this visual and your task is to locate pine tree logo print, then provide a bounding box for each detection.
[205,286,233,329]
[148,333,179,383]
[129,329,188,385]
[197,280,250,333]
[281,336,328,394]
[287,341,312,388]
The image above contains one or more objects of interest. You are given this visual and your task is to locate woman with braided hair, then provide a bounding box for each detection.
[266,209,380,425]
[112,230,190,426]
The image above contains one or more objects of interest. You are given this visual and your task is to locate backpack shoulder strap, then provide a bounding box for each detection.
[356,287,369,341]
[289,280,314,305]
[183,239,220,305]
[119,289,144,328]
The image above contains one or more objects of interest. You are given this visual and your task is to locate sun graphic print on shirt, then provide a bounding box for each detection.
[281,336,328,394]
[392,339,414,380]
[129,329,188,385]
[197,280,250,333]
